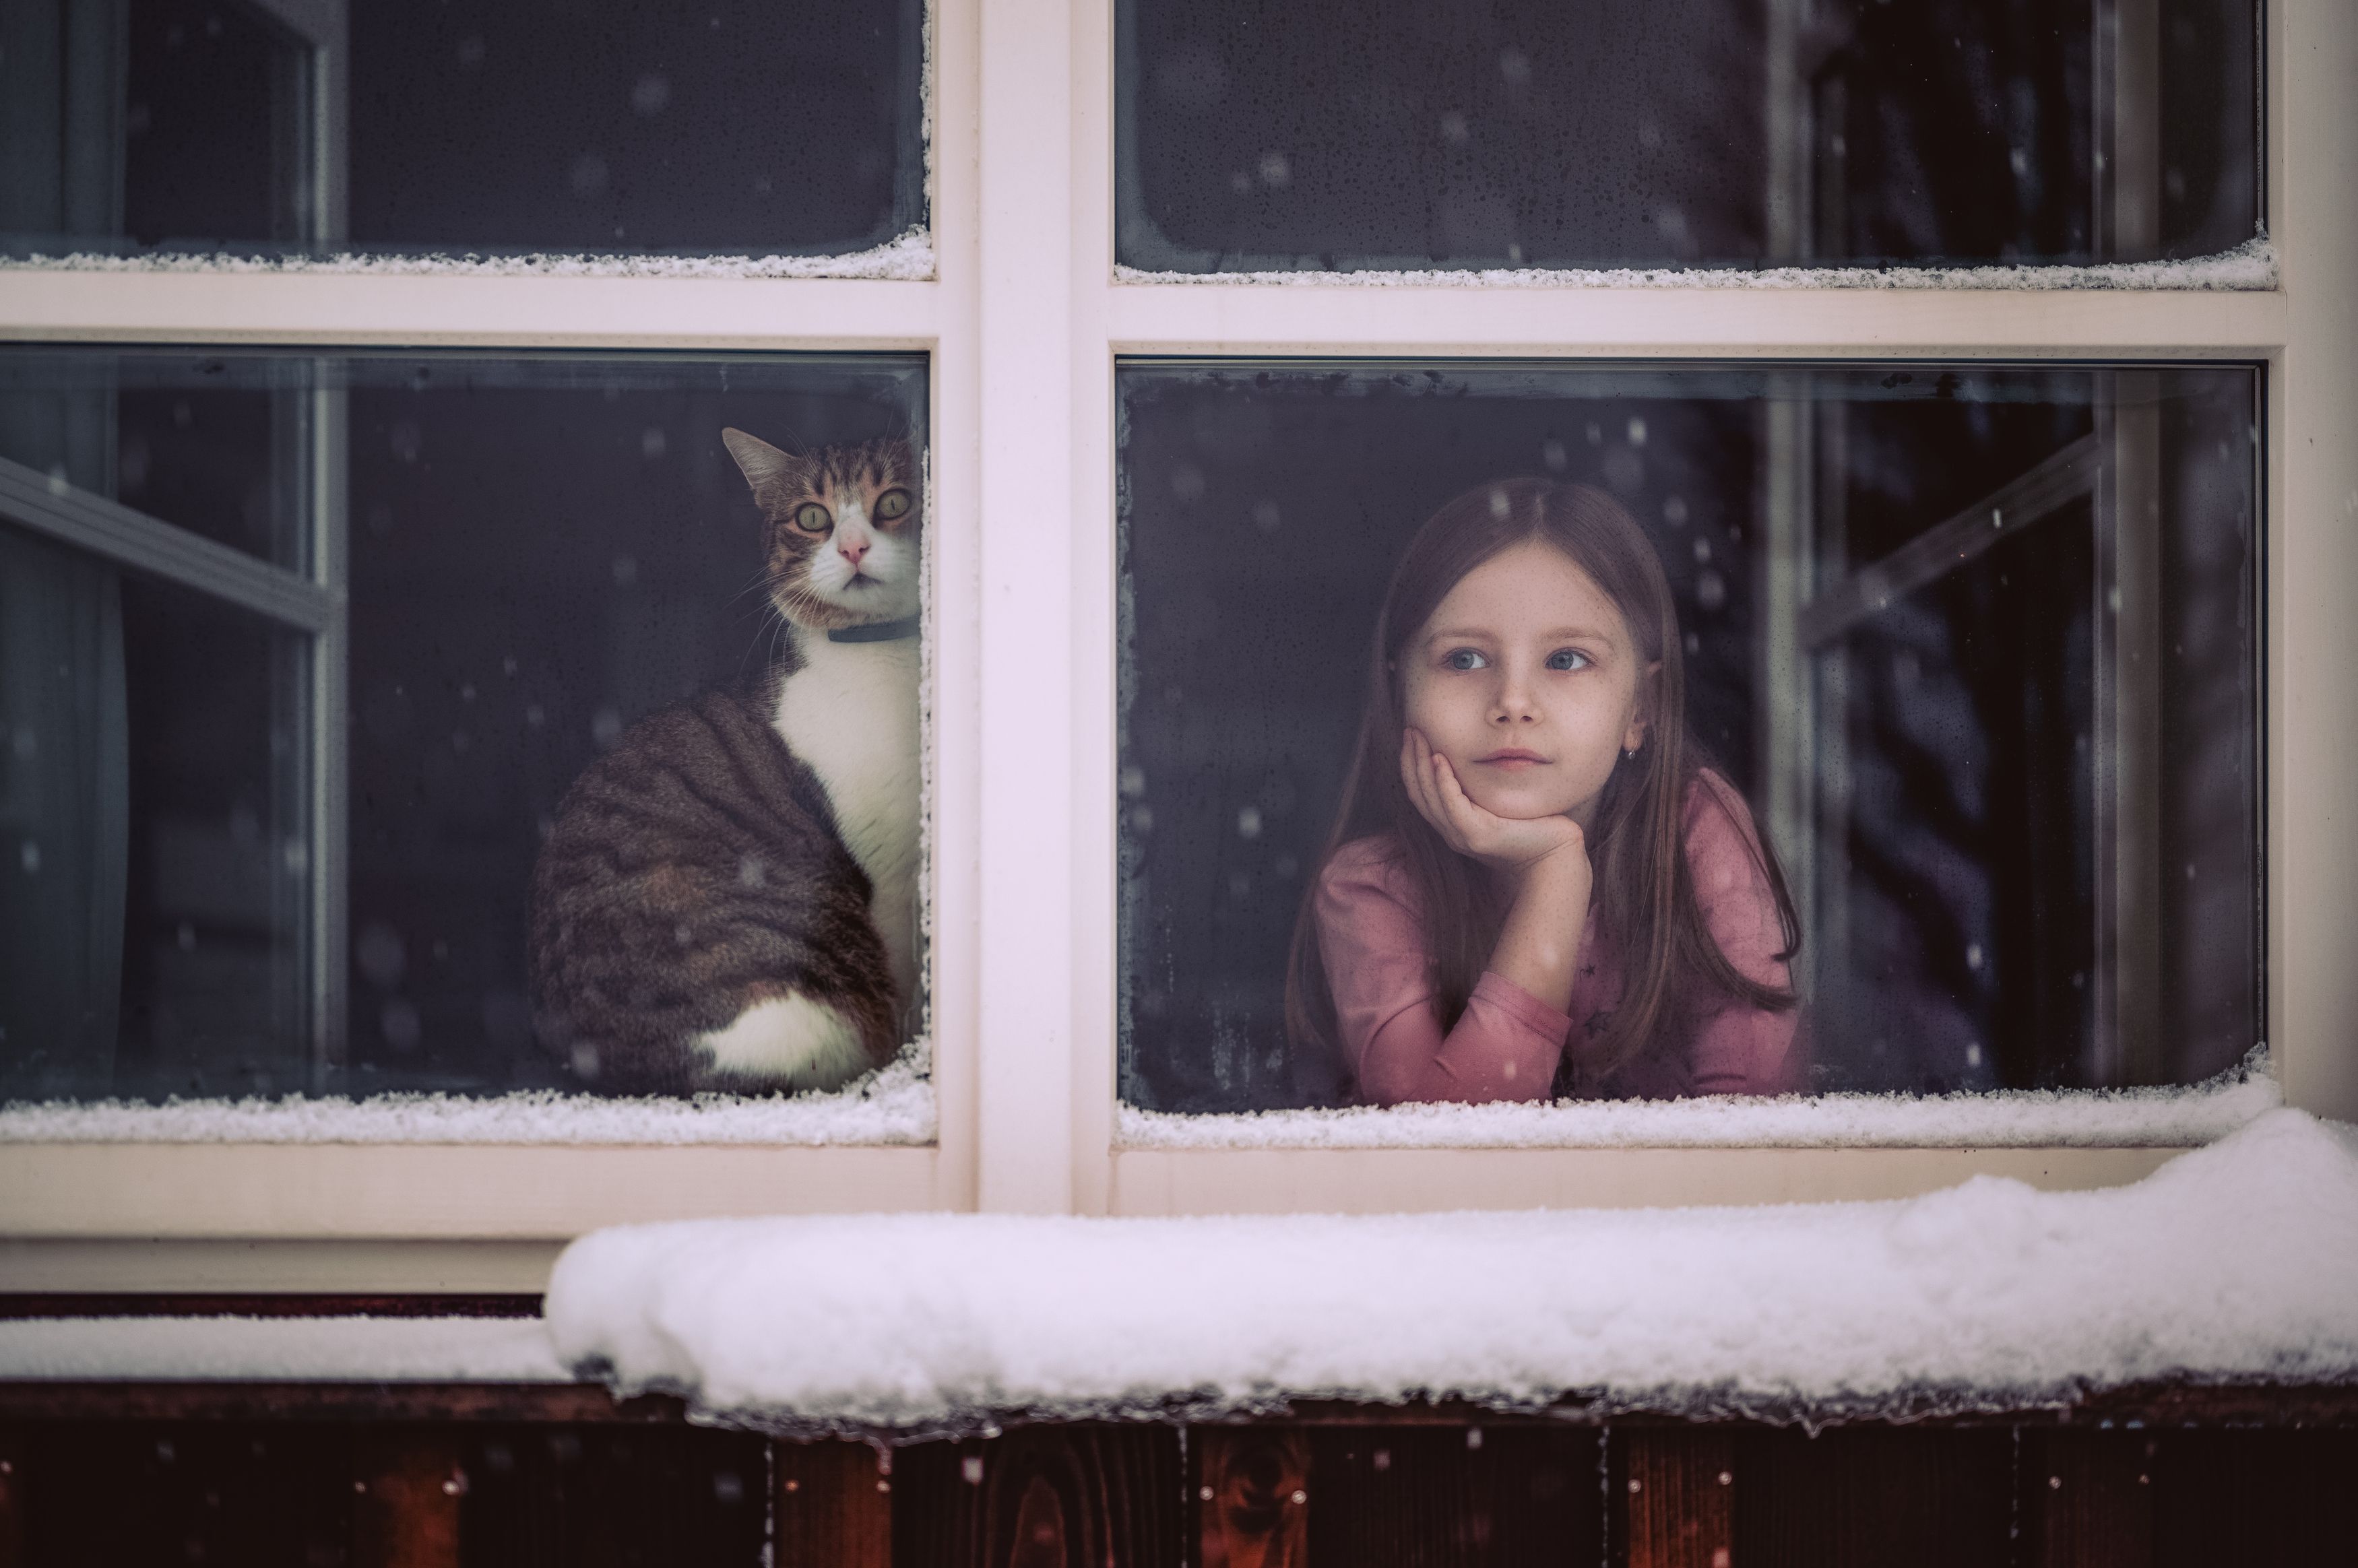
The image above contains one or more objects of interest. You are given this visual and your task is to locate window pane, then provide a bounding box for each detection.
[1,349,929,1102]
[1,0,923,260]
[1118,0,2258,272]
[0,354,314,570]
[2,528,309,1100]
[1117,361,2258,1111]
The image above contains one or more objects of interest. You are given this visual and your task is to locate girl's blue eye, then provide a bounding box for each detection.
[1546,649,1591,672]
[1444,649,1488,671]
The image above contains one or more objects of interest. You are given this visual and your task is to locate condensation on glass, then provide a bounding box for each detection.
[1119,0,2258,271]
[1,0,923,259]
[0,349,925,1100]
[1117,361,2260,1112]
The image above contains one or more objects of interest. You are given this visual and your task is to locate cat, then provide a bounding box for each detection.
[526,431,922,1095]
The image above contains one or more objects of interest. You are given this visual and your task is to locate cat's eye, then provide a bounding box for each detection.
[874,488,913,522]
[1546,649,1591,672]
[793,502,833,533]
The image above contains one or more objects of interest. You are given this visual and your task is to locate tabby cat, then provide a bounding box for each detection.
[527,431,921,1095]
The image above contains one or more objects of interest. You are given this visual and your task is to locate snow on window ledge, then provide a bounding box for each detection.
[1112,235,2276,293]
[3,1110,2350,1426]
[0,1315,569,1383]
[1117,1053,2280,1152]
[538,1108,2358,1436]
[0,229,935,282]
[0,1042,934,1146]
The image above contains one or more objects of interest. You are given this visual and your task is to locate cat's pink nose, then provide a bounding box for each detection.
[839,540,870,569]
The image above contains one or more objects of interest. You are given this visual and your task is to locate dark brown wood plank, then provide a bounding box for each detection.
[1197,1427,1310,1568]
[1613,1428,1734,1568]
[1301,1424,1603,1567]
[451,1423,769,1568]
[2020,1429,2155,1568]
[0,1379,684,1424]
[892,1426,1182,1568]
[0,1428,22,1568]
[354,1428,464,1568]
[11,1420,356,1567]
[2149,1428,2358,1567]
[1732,1427,2012,1568]
[777,1439,895,1567]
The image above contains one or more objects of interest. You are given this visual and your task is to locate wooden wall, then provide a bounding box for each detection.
[3,1394,2357,1566]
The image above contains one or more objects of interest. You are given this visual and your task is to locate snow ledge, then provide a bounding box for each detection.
[1114,236,2276,292]
[546,1109,2358,1438]
[0,1316,567,1385]
[0,230,935,282]
[0,1042,935,1146]
[1118,1054,2281,1152]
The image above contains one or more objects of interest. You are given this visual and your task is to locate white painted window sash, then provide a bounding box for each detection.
[0,0,2349,1287]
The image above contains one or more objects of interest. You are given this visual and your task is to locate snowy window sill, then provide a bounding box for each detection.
[1112,236,2277,293]
[1118,1055,2281,1152]
[0,1043,935,1147]
[2,1110,2353,1436]
[0,230,936,282]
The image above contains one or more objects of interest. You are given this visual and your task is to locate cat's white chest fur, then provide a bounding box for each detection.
[772,631,921,1018]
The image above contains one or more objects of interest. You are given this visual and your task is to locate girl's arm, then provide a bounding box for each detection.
[1309,730,1597,1106]
[1314,843,1576,1105]
[1683,777,1806,1095]
[1399,729,1593,1014]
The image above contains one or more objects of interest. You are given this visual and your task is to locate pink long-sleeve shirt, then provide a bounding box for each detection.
[1313,771,1803,1104]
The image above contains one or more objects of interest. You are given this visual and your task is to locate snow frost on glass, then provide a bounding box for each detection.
[1118,0,2258,272]
[1,348,927,1103]
[1117,362,2258,1113]
[1,0,923,261]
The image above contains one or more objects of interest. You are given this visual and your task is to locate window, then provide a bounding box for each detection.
[1,348,926,1101]
[3,0,924,261]
[0,0,2353,1283]
[1118,362,2258,1113]
[1119,0,2257,271]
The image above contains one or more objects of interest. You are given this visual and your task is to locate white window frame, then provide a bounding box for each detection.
[0,0,2350,1293]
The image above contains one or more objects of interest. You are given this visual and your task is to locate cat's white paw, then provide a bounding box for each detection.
[695,993,872,1089]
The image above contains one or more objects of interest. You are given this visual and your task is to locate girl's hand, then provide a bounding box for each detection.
[1400,728,1589,886]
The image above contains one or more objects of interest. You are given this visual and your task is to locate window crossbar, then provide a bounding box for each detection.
[1796,432,2101,649]
[0,454,336,635]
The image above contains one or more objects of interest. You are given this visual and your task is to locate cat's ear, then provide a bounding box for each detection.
[722,428,800,509]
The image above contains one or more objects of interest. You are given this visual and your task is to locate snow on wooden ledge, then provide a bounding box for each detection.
[1118,1054,2280,1151]
[0,1043,934,1146]
[0,1316,567,1384]
[545,1109,2358,1437]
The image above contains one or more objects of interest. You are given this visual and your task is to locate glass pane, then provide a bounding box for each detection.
[1,348,929,1102]
[342,356,926,1096]
[1117,361,2258,1111]
[1,0,923,260]
[2,527,309,1100]
[1118,0,2258,272]
[0,353,314,569]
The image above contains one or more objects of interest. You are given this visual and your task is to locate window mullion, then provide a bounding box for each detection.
[970,0,1087,1213]
[0,273,945,352]
[1105,283,2287,360]
[2271,0,2358,1121]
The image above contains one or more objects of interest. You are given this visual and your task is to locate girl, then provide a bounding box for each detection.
[1285,479,1803,1104]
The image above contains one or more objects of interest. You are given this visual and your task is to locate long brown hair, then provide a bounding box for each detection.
[1283,479,1799,1092]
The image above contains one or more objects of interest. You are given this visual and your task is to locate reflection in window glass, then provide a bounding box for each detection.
[1,0,923,259]
[1118,362,2258,1111]
[1,350,927,1101]
[1119,0,2257,271]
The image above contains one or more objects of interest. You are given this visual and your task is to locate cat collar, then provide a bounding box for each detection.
[828,615,921,644]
